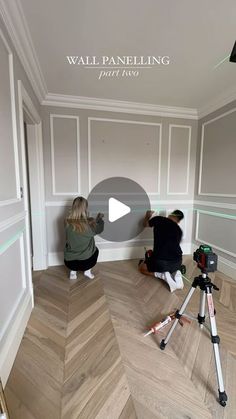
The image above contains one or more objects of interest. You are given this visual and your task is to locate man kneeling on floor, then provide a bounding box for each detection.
[139,209,185,292]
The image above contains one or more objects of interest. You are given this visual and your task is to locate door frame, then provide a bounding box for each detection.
[18,80,47,270]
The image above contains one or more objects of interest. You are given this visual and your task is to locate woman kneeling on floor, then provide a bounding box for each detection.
[64,196,104,280]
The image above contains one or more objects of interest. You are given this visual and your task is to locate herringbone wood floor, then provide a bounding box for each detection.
[5,257,236,418]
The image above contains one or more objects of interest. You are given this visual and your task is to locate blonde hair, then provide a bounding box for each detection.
[66,197,93,233]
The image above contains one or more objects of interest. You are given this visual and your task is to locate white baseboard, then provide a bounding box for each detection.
[98,246,146,262]
[48,252,64,266]
[0,293,33,387]
[48,242,192,266]
[98,242,192,262]
[49,243,236,280]
[33,254,48,271]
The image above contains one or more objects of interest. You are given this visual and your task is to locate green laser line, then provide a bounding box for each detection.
[0,228,26,255]
[214,54,231,69]
[182,274,192,285]
[91,207,236,221]
[193,208,236,220]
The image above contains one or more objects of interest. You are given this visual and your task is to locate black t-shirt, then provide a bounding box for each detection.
[148,216,183,261]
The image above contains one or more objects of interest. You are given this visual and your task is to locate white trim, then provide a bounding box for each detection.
[198,193,236,197]
[21,85,41,124]
[158,125,162,196]
[88,117,92,193]
[194,200,236,211]
[48,242,192,266]
[198,108,236,197]
[18,80,47,270]
[45,201,73,207]
[88,117,162,194]
[43,93,198,119]
[198,88,236,119]
[0,198,21,207]
[0,233,26,341]
[0,27,21,204]
[44,199,195,207]
[33,122,48,269]
[50,114,80,196]
[195,210,236,258]
[0,211,25,232]
[0,0,47,102]
[201,107,236,128]
[167,125,192,195]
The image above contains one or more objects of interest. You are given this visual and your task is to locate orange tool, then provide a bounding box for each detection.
[144,312,190,337]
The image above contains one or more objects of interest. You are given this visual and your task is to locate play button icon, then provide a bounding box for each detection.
[87,177,150,242]
[108,198,131,222]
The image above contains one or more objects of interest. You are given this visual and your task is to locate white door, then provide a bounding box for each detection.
[0,29,46,387]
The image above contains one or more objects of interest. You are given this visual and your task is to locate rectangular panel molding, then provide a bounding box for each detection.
[0,28,20,205]
[50,114,80,195]
[0,232,26,341]
[195,210,236,258]
[88,118,162,195]
[167,124,192,195]
[198,108,236,197]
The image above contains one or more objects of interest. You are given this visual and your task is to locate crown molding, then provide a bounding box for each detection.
[0,0,47,103]
[198,87,236,119]
[42,93,198,119]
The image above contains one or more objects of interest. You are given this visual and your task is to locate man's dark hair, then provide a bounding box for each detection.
[170,209,184,222]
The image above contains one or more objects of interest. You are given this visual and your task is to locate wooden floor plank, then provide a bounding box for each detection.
[5,257,236,418]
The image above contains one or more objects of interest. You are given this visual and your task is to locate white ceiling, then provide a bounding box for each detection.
[11,0,236,109]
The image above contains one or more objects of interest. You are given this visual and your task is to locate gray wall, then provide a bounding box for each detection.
[41,107,198,259]
[194,100,236,265]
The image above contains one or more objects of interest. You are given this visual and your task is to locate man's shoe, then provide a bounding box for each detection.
[173,270,184,289]
[163,272,178,292]
[154,272,165,280]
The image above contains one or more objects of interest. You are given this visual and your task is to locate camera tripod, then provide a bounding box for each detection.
[160,271,228,407]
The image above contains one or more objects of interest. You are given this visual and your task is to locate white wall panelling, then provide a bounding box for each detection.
[167,124,191,195]
[198,108,236,197]
[50,114,80,196]
[0,212,25,232]
[0,233,26,340]
[88,118,162,195]
[0,216,33,386]
[0,27,20,205]
[195,210,236,258]
[195,200,236,211]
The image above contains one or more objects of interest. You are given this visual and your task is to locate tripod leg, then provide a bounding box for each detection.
[160,286,196,350]
[198,290,206,329]
[206,286,228,407]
